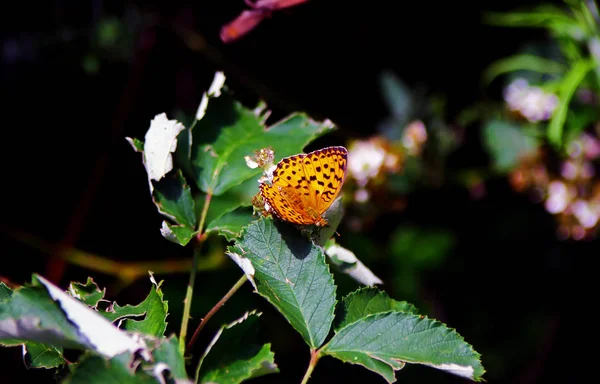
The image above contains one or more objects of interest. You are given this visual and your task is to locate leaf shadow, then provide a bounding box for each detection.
[152,173,184,201]
[273,220,312,261]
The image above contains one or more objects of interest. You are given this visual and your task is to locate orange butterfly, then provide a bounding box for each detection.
[259,146,348,227]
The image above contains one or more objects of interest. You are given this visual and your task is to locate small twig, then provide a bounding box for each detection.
[187,274,248,352]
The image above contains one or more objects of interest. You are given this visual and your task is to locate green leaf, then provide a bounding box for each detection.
[0,283,12,303]
[101,275,168,337]
[196,311,278,384]
[64,352,158,384]
[483,120,540,173]
[23,342,64,369]
[0,276,149,361]
[191,92,334,196]
[548,59,594,147]
[0,284,91,350]
[230,218,336,348]
[337,288,418,330]
[483,54,566,85]
[203,176,261,226]
[151,335,188,380]
[160,221,197,246]
[152,169,197,229]
[322,312,485,383]
[206,207,256,242]
[68,277,106,308]
[379,70,413,126]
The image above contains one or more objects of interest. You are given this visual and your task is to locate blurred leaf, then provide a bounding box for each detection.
[229,218,336,348]
[23,342,64,369]
[379,71,413,136]
[337,287,418,330]
[483,120,540,172]
[564,104,600,144]
[64,352,157,384]
[151,335,188,381]
[68,277,105,308]
[483,54,566,85]
[205,207,256,242]
[483,7,583,39]
[152,170,197,228]
[196,311,278,383]
[548,59,594,147]
[101,275,168,338]
[322,312,485,383]
[389,226,455,269]
[192,93,333,196]
[82,54,100,75]
[96,17,122,48]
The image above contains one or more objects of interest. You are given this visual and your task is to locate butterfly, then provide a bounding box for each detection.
[260,146,348,227]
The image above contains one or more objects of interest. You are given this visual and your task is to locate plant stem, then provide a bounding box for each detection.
[178,191,213,356]
[187,274,248,352]
[300,349,321,384]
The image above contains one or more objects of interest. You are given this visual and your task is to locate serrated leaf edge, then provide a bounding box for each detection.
[323,311,485,381]
[236,218,337,349]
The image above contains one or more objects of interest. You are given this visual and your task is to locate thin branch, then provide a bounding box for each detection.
[187,274,248,352]
[178,191,213,355]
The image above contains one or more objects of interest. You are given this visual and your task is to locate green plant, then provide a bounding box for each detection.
[482,0,600,149]
[0,72,485,383]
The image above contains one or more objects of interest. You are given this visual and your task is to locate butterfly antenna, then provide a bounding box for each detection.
[324,223,340,237]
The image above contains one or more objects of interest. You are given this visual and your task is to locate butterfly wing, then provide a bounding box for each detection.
[300,146,348,215]
[260,153,316,225]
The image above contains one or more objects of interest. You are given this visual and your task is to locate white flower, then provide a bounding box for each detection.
[571,200,599,229]
[504,78,559,123]
[545,181,573,214]
[347,140,387,187]
[402,120,427,154]
[354,188,370,203]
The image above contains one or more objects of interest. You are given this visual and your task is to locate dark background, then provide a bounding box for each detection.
[1,0,579,383]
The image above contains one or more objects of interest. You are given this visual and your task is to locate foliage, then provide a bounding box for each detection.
[1,73,485,383]
[475,0,600,240]
[7,1,599,382]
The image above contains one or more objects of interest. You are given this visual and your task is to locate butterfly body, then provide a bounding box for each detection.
[260,146,348,226]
